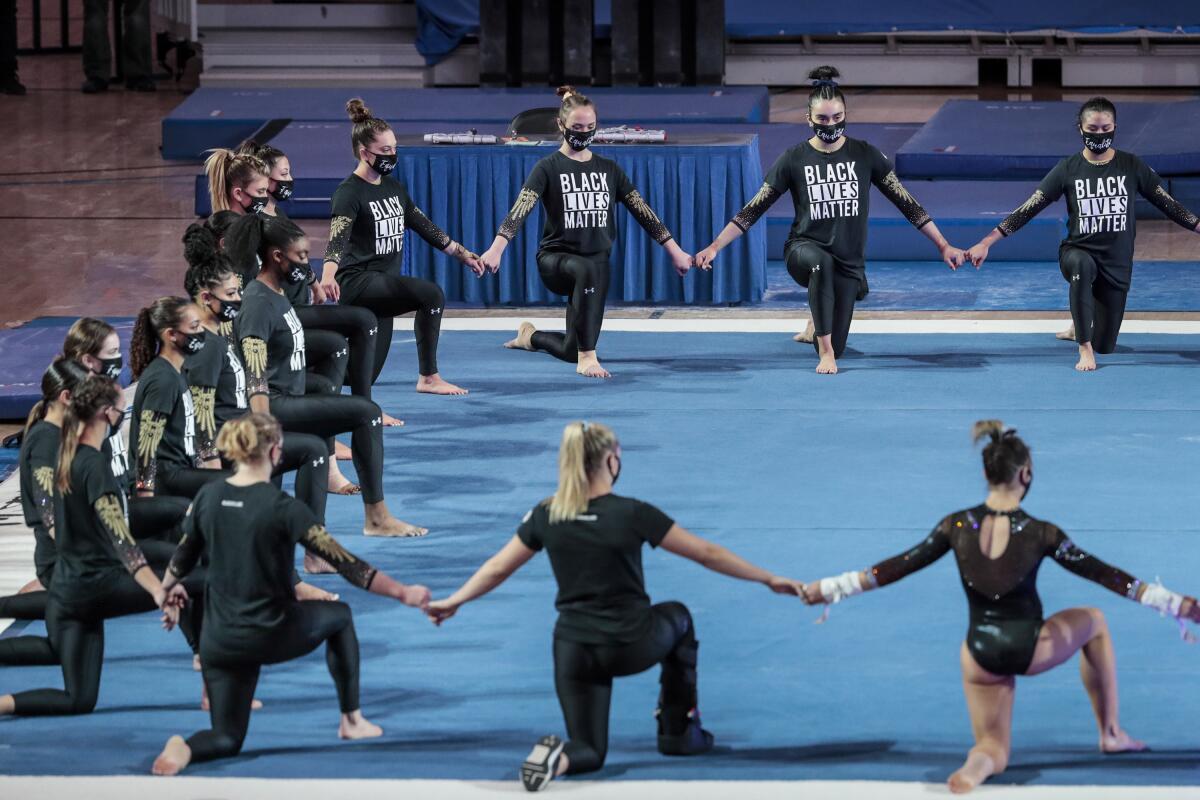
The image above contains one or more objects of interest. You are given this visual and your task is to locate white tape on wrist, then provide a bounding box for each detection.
[1140,583,1185,618]
[819,571,864,605]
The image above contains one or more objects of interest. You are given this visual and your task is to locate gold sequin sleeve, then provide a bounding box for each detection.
[731,182,783,232]
[875,171,932,229]
[621,189,673,244]
[32,465,56,537]
[189,385,218,461]
[300,524,377,590]
[1145,185,1200,231]
[408,205,453,250]
[241,337,270,397]
[135,410,167,492]
[94,494,148,574]
[498,188,540,241]
[323,215,354,265]
[997,190,1053,237]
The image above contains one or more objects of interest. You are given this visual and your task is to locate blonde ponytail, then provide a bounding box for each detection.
[205,148,268,213]
[547,421,617,524]
[217,411,281,464]
[57,376,121,493]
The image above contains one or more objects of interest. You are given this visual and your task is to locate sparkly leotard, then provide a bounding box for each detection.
[869,504,1141,675]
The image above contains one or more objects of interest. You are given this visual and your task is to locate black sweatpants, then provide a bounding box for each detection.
[786,241,862,360]
[8,569,205,715]
[270,392,384,504]
[552,602,698,775]
[337,268,445,379]
[1059,246,1128,355]
[531,252,611,362]
[156,432,330,521]
[185,601,360,763]
[296,304,379,399]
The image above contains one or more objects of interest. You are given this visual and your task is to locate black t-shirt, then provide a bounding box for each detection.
[522,151,637,257]
[183,480,323,637]
[183,329,248,428]
[50,444,130,606]
[329,173,417,274]
[103,424,130,487]
[237,279,307,397]
[517,493,675,645]
[130,357,197,478]
[1034,151,1161,289]
[19,420,60,578]
[756,137,893,274]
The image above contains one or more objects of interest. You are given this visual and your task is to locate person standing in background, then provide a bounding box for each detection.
[82,0,153,93]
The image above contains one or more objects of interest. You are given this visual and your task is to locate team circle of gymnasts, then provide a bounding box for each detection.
[2,65,1199,794]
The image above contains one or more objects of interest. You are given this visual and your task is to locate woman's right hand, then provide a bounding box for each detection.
[693,244,718,271]
[425,598,459,626]
[801,581,826,605]
[965,242,990,269]
[480,245,503,275]
[320,264,341,302]
[765,575,806,597]
[1181,595,1200,623]
[400,584,432,609]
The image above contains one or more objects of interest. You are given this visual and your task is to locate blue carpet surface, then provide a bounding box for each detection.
[2,331,1199,785]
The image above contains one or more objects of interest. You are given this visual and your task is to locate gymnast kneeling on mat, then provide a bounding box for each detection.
[480,86,693,379]
[966,97,1200,371]
[695,66,966,375]
[425,421,805,792]
[802,420,1200,794]
[152,411,431,775]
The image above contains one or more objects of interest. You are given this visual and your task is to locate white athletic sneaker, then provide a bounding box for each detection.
[520,734,564,792]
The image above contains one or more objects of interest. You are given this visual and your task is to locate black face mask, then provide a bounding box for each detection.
[270,180,294,202]
[608,454,621,486]
[1081,128,1114,154]
[283,260,311,285]
[242,194,268,214]
[368,151,397,176]
[563,127,596,152]
[175,329,206,355]
[1019,468,1033,501]
[98,355,123,380]
[812,121,846,144]
[215,298,241,321]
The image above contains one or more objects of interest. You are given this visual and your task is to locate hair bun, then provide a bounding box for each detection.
[556,85,577,100]
[346,98,372,123]
[808,65,840,84]
[971,419,1005,445]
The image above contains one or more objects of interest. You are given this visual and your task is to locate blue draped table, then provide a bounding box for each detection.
[392,133,765,306]
[196,132,768,306]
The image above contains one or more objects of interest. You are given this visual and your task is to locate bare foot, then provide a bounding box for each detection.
[576,352,611,379]
[303,552,337,575]
[364,518,429,538]
[334,440,352,461]
[328,462,362,495]
[793,319,815,343]
[504,321,536,351]
[1101,728,1147,753]
[1075,345,1097,372]
[193,654,201,672]
[152,735,191,776]
[1056,324,1076,341]
[417,374,468,396]
[18,578,44,594]
[381,412,405,427]
[295,581,339,602]
[339,710,383,740]
[947,750,996,794]
[816,355,838,374]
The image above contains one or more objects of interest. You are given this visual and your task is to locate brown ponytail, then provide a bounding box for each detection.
[130,297,192,380]
[216,411,281,464]
[57,375,121,493]
[62,317,117,364]
[347,98,392,160]
[547,421,618,524]
[972,419,1032,486]
[25,358,90,433]
[556,85,595,128]
[204,148,268,213]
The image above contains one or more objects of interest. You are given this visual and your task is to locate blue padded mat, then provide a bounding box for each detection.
[162,87,771,160]
[895,100,1200,179]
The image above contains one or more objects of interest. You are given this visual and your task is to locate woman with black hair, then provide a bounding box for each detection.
[231,212,426,537]
[479,86,693,380]
[151,412,431,775]
[319,98,480,396]
[696,66,966,375]
[426,421,805,791]
[966,97,1200,371]
[802,420,1200,793]
[0,376,201,717]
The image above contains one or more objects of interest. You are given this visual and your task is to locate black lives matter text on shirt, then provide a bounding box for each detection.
[184,330,248,427]
[130,356,198,476]
[516,493,675,645]
[236,280,308,397]
[368,194,406,256]
[521,152,639,257]
[324,173,450,275]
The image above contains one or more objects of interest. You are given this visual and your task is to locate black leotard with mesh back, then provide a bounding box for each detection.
[869,504,1141,676]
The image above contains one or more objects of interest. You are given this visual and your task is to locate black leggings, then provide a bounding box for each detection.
[531,251,611,362]
[296,304,379,399]
[185,601,360,763]
[786,241,862,360]
[1059,246,1128,354]
[130,494,191,544]
[304,328,350,394]
[7,570,205,715]
[553,602,698,775]
[156,432,330,521]
[337,268,445,379]
[271,392,384,504]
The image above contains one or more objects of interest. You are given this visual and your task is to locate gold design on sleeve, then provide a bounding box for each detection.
[1014,190,1046,215]
[34,466,54,495]
[746,181,775,207]
[241,337,268,378]
[623,189,662,224]
[328,215,353,242]
[509,188,540,219]
[305,524,356,564]
[880,171,916,205]
[137,410,166,466]
[217,320,233,340]
[191,386,217,438]
[95,495,135,545]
